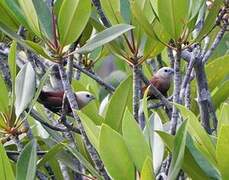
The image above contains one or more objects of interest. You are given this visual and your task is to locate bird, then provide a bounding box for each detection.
[143,67,174,99]
[38,90,95,113]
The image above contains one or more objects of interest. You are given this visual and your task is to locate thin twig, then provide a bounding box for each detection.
[202,24,227,63]
[91,0,111,28]
[133,64,141,122]
[29,109,80,133]
[73,62,115,92]
[170,46,182,135]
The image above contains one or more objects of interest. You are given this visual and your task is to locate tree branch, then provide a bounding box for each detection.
[73,62,115,92]
[91,0,111,28]
[58,64,109,179]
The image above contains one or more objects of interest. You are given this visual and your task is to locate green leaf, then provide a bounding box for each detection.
[216,125,229,179]
[104,75,132,132]
[0,1,19,30]
[206,55,229,91]
[0,22,49,58]
[120,0,131,23]
[218,103,229,132]
[188,0,204,20]
[25,40,52,59]
[100,0,124,24]
[32,0,53,41]
[58,0,91,46]
[168,120,188,180]
[18,0,40,36]
[65,144,102,179]
[76,24,134,54]
[144,113,165,173]
[24,67,51,120]
[0,143,15,180]
[186,134,220,179]
[212,80,229,109]
[99,124,135,180]
[141,157,155,180]
[122,108,152,171]
[143,20,168,59]
[77,111,100,151]
[195,0,223,42]
[157,0,189,40]
[8,41,17,105]
[175,104,217,167]
[37,143,64,168]
[4,0,29,29]
[8,41,17,89]
[0,74,9,113]
[15,63,36,117]
[130,1,158,41]
[16,140,37,180]
[157,131,209,180]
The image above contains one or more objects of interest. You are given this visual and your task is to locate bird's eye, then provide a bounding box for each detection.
[164,69,168,72]
[86,94,90,98]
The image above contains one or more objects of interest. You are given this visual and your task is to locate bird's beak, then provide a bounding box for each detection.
[170,69,174,75]
[91,95,96,100]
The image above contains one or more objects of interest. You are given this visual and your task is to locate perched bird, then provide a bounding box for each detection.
[38,91,95,113]
[143,67,174,99]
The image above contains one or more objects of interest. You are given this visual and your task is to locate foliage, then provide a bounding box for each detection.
[0,0,228,180]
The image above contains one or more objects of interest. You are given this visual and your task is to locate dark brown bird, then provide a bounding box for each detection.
[38,91,95,113]
[143,67,174,99]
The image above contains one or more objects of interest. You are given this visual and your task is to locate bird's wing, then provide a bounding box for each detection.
[38,91,64,112]
[148,75,170,98]
[150,76,162,90]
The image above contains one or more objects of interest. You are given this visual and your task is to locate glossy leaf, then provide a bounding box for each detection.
[143,20,169,59]
[157,0,189,40]
[175,104,217,167]
[65,144,102,179]
[18,0,40,36]
[32,0,53,41]
[0,74,9,113]
[216,125,229,179]
[0,0,19,30]
[78,111,100,151]
[206,55,229,91]
[212,80,229,109]
[0,22,47,56]
[188,0,204,20]
[195,0,223,42]
[25,41,52,60]
[186,134,220,179]
[0,143,15,180]
[157,131,209,180]
[99,124,135,180]
[15,63,36,117]
[58,0,91,46]
[144,113,165,173]
[122,109,152,171]
[100,0,124,24]
[168,120,188,180]
[105,75,132,132]
[76,24,134,54]
[4,0,29,29]
[141,157,155,180]
[218,103,229,132]
[37,143,64,168]
[8,41,17,90]
[130,1,158,41]
[16,140,37,180]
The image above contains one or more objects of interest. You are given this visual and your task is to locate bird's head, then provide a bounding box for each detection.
[155,67,174,80]
[75,91,95,109]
